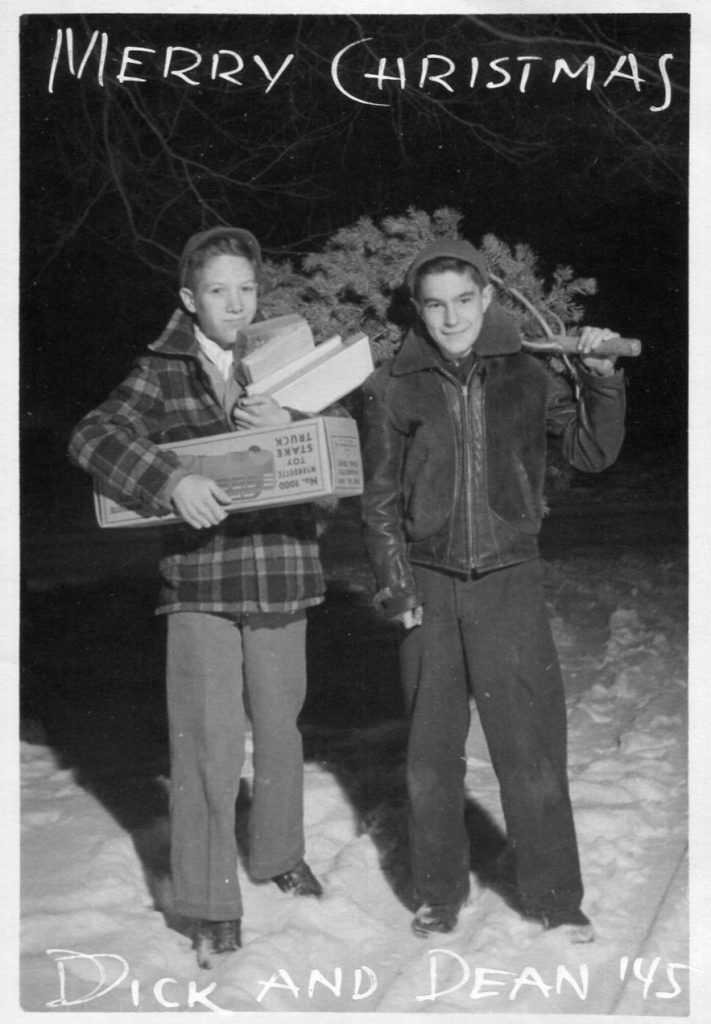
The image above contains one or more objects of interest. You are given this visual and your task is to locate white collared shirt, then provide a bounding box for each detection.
[194,325,235,380]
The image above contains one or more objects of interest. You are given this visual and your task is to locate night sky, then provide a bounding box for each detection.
[20,11,689,459]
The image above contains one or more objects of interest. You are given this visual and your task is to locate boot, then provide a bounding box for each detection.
[192,918,242,969]
[272,859,323,897]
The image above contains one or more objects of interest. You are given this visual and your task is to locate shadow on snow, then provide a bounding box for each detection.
[21,576,506,925]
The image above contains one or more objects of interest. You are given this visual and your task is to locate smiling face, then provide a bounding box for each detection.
[413,268,493,361]
[180,253,258,349]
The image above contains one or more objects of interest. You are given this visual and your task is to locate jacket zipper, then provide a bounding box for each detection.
[442,362,487,573]
[459,382,474,567]
[463,366,488,569]
[441,367,476,570]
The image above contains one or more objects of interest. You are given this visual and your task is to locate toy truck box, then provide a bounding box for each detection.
[93,416,363,529]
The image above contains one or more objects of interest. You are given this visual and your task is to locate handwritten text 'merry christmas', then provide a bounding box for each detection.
[48,29,675,112]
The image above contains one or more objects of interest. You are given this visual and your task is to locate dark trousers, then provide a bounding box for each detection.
[400,558,583,918]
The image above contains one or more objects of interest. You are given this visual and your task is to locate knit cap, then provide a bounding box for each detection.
[178,227,262,287]
[405,239,490,296]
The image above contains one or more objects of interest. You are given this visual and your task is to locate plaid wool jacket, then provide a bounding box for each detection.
[69,309,325,616]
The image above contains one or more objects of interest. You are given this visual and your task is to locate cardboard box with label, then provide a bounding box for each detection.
[94,416,363,529]
[245,332,372,412]
[236,316,374,413]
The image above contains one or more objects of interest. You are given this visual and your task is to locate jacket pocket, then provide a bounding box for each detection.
[403,451,453,541]
[488,454,542,535]
[515,454,540,522]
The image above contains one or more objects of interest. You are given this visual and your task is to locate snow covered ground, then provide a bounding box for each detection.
[17,457,701,1019]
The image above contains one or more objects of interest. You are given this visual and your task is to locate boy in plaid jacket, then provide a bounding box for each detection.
[70,227,325,968]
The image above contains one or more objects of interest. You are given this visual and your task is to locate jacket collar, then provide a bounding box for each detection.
[391,299,521,376]
[148,308,269,359]
[148,309,201,358]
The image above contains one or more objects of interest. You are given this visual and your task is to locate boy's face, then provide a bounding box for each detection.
[180,253,258,349]
[413,269,493,361]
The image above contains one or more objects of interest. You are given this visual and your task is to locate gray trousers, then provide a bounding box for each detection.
[166,609,308,921]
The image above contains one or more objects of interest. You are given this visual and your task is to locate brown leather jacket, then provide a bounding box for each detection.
[360,302,626,617]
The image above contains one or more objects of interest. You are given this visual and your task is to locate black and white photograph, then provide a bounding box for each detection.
[13,1,705,1018]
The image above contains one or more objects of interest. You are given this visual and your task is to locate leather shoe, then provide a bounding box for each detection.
[541,908,595,944]
[192,918,242,969]
[272,858,323,897]
[412,902,461,937]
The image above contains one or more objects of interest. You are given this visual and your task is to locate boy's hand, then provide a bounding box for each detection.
[233,395,291,431]
[393,606,424,629]
[172,474,231,529]
[576,326,620,377]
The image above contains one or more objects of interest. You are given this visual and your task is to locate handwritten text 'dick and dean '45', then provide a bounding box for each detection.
[45,949,693,1012]
[47,29,675,112]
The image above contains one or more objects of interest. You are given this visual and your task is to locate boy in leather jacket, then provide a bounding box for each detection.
[360,239,625,943]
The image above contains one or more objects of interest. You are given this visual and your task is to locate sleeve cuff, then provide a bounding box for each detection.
[373,585,422,619]
[577,365,625,385]
[157,462,197,509]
